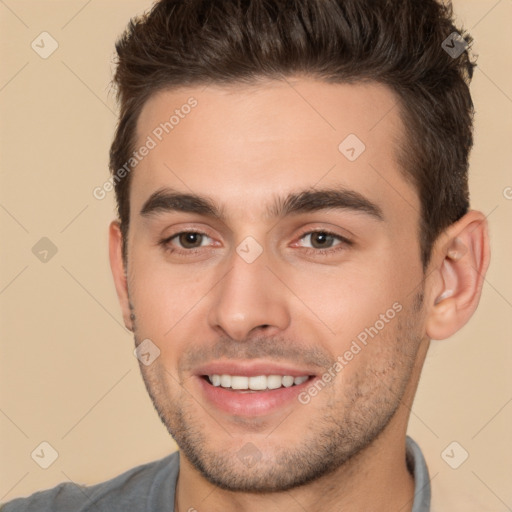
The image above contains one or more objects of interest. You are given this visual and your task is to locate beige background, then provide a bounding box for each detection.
[0,0,511,509]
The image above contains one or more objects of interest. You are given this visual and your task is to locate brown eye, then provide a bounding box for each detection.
[159,230,216,255]
[309,232,336,249]
[177,232,205,249]
[301,231,340,249]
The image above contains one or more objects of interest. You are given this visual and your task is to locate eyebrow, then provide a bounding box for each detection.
[140,186,384,222]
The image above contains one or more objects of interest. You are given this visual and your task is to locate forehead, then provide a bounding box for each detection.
[131,78,418,226]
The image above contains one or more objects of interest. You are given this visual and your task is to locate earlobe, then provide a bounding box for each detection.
[426,211,490,340]
[108,221,133,331]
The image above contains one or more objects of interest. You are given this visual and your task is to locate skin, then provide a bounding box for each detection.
[109,78,490,512]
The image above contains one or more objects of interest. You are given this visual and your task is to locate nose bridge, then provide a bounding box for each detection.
[207,240,291,340]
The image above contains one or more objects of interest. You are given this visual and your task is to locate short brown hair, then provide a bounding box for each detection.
[109,0,475,268]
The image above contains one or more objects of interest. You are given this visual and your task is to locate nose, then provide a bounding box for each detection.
[207,244,291,342]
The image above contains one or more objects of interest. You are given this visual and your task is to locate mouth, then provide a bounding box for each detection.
[193,362,318,417]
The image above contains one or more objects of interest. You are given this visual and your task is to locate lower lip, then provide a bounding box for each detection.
[196,376,315,417]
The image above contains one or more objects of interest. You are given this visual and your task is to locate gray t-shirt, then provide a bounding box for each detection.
[1,436,430,511]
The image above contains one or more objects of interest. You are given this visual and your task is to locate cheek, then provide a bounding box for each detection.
[285,259,406,344]
[128,251,215,343]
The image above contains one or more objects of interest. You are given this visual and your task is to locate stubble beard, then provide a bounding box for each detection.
[132,291,424,493]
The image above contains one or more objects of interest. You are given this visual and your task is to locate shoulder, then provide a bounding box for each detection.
[1,451,179,512]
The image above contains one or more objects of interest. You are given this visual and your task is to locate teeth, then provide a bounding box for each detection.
[230,376,249,389]
[248,375,267,390]
[207,374,309,390]
[282,376,294,387]
[267,375,282,389]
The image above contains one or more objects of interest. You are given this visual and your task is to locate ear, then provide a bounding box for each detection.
[425,210,490,340]
[109,220,133,331]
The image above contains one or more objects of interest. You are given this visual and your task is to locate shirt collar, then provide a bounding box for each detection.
[406,436,431,512]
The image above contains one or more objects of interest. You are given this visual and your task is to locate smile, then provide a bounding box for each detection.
[206,374,309,391]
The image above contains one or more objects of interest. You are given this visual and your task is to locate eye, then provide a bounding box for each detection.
[299,231,340,249]
[292,229,353,258]
[160,231,214,253]
[174,232,210,249]
[299,230,350,250]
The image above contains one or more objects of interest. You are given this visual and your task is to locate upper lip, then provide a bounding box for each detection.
[194,360,318,378]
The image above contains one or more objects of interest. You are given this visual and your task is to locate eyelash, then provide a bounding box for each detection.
[159,228,352,257]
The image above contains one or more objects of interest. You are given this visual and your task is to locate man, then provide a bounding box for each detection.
[2,0,490,510]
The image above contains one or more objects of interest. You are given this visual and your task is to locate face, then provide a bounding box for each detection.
[117,78,429,491]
